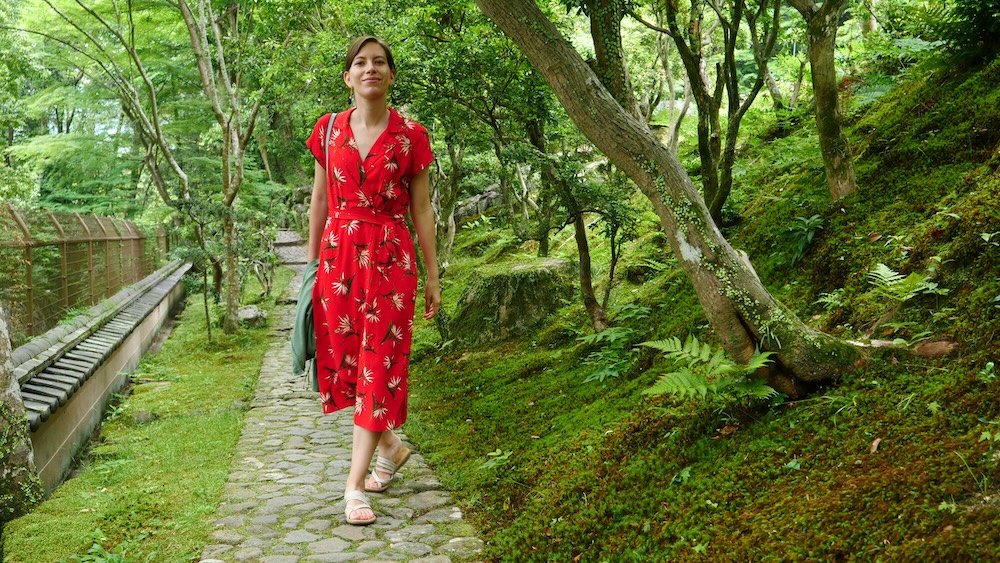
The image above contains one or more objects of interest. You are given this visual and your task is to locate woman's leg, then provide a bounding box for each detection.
[346,425,381,521]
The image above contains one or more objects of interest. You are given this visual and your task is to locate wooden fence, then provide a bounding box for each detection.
[0,204,167,348]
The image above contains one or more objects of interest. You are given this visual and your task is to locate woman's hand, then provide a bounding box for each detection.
[423,279,441,320]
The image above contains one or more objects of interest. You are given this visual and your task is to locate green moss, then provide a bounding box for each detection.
[405,52,1000,560]
[0,404,44,526]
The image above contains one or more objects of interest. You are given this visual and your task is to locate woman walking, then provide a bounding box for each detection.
[305,36,440,526]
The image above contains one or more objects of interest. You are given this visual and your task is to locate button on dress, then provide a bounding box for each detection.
[305,108,434,432]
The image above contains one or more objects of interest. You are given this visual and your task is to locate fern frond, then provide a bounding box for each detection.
[643,369,709,400]
[730,379,780,400]
[744,350,776,373]
[867,263,904,288]
[640,337,683,354]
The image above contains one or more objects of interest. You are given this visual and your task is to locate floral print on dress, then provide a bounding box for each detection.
[305,107,433,432]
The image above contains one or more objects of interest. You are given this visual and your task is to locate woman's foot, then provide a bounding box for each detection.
[365,442,412,492]
[344,490,376,525]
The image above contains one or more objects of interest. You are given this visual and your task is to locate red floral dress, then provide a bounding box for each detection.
[306,108,433,432]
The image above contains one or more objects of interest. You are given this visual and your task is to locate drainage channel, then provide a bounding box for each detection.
[18,263,191,432]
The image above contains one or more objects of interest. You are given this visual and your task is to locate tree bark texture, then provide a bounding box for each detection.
[433,134,465,269]
[0,306,44,527]
[475,0,860,393]
[789,0,857,200]
[584,0,641,120]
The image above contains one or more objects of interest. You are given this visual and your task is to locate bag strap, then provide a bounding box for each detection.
[324,112,337,182]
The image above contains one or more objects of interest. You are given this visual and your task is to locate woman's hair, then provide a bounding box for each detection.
[343,36,396,73]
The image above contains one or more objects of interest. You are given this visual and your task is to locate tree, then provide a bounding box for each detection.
[475,0,860,395]
[788,0,858,200]
[629,0,783,224]
[177,0,262,333]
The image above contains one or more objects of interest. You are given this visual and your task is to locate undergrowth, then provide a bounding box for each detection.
[406,54,1000,560]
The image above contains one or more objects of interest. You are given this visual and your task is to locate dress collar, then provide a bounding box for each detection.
[336,107,405,135]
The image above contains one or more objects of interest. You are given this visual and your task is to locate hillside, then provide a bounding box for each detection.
[403,54,1000,560]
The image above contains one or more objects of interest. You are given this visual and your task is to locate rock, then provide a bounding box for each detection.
[389,542,432,557]
[237,305,268,328]
[406,491,451,512]
[210,529,243,544]
[438,537,485,557]
[132,410,159,425]
[450,258,575,346]
[330,524,374,541]
[454,185,503,225]
[308,537,350,553]
[283,529,322,544]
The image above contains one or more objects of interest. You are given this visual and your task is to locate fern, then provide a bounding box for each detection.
[867,263,949,302]
[640,336,777,404]
[642,369,709,400]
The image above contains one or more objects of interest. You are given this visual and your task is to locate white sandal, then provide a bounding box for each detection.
[344,490,376,525]
[365,446,412,493]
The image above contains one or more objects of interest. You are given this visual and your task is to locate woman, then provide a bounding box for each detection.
[305,35,441,526]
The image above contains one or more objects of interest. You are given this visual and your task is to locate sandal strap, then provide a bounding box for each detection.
[375,455,398,473]
[344,489,371,508]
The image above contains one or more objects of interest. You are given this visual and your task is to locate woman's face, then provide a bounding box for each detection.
[344,41,395,101]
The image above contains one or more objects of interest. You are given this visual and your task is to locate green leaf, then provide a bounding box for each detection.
[643,369,709,400]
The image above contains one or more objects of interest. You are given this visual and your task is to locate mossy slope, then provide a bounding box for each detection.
[405,56,1000,561]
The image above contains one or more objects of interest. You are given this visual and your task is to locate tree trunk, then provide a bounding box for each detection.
[790,0,857,200]
[526,114,607,330]
[764,68,786,110]
[222,208,240,334]
[0,306,44,527]
[861,0,879,35]
[258,132,274,183]
[584,0,641,120]
[670,81,692,153]
[4,128,13,166]
[433,135,464,269]
[476,0,860,394]
[573,214,608,332]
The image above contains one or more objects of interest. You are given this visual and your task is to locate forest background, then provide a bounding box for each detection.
[1,0,999,560]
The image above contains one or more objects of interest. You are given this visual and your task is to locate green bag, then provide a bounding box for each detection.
[291,112,337,392]
[291,257,319,391]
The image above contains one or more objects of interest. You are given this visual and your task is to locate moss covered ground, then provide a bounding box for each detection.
[404,55,1000,560]
[2,269,292,562]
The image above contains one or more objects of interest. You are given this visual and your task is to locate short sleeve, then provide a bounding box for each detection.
[305,113,333,169]
[408,124,434,178]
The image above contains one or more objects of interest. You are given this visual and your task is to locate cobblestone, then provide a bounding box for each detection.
[200,233,483,562]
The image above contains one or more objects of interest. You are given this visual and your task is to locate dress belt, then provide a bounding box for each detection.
[329,208,405,226]
[327,209,409,277]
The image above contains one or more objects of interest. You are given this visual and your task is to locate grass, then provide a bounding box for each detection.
[2,268,293,562]
[403,54,1000,560]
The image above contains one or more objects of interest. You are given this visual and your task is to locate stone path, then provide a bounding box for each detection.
[200,231,483,563]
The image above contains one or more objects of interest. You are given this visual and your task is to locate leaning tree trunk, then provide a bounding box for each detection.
[790,0,857,200]
[0,306,44,529]
[476,0,860,395]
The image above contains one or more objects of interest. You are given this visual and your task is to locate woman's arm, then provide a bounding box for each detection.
[307,162,328,261]
[408,168,441,320]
